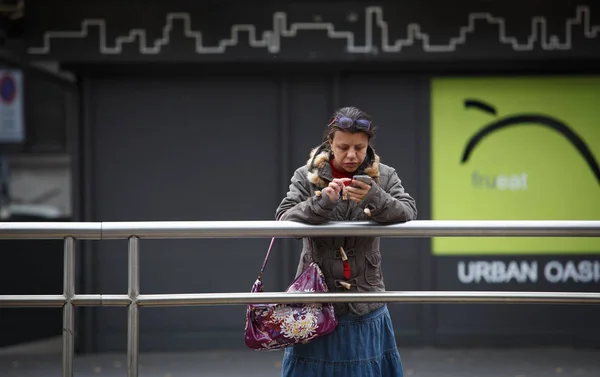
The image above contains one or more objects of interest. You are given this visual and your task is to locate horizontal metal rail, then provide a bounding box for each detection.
[0,222,101,239]
[3,291,600,307]
[1,220,599,377]
[1,220,600,239]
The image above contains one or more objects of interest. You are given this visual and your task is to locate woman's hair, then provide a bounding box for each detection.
[323,106,376,142]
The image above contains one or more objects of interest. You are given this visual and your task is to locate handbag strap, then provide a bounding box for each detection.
[258,237,277,280]
[257,235,315,281]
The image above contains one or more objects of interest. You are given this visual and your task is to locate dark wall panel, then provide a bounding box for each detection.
[87,76,282,351]
[0,232,64,347]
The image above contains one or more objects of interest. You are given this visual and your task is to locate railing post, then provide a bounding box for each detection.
[127,236,140,377]
[62,237,75,377]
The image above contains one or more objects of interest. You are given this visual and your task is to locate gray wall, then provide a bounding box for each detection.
[81,73,430,352]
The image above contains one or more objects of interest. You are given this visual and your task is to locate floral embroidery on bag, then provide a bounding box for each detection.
[280,305,319,340]
[254,303,321,342]
[282,317,315,340]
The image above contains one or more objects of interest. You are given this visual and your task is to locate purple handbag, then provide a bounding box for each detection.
[244,237,338,350]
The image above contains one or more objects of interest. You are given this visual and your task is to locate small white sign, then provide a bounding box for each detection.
[0,69,24,144]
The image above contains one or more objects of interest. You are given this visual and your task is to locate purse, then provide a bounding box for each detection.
[244,237,338,350]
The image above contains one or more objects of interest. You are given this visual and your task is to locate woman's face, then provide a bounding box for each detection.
[329,130,369,173]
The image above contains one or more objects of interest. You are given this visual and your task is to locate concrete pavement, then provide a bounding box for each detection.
[1,337,599,376]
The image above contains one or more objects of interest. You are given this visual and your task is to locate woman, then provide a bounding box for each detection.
[275,106,418,376]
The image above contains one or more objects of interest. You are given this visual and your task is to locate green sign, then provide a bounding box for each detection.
[431,77,600,255]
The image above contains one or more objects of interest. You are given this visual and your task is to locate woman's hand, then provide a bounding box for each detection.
[346,179,371,203]
[323,178,351,201]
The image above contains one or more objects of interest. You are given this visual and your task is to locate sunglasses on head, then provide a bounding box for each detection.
[328,116,372,131]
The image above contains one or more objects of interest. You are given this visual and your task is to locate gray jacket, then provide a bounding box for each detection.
[275,143,417,316]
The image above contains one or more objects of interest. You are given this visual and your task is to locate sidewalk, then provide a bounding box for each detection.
[1,337,599,376]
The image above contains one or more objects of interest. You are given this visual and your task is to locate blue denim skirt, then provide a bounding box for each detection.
[281,304,404,377]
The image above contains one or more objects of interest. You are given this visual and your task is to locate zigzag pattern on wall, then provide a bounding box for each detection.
[27,5,600,55]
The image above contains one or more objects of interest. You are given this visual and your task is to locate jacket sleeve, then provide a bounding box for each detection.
[358,169,417,224]
[275,168,337,224]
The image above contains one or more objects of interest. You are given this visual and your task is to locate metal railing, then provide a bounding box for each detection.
[1,220,600,377]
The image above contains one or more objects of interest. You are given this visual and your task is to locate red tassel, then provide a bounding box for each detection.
[343,260,351,279]
[340,247,351,279]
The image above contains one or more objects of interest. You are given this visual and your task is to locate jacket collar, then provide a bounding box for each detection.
[305,143,381,188]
